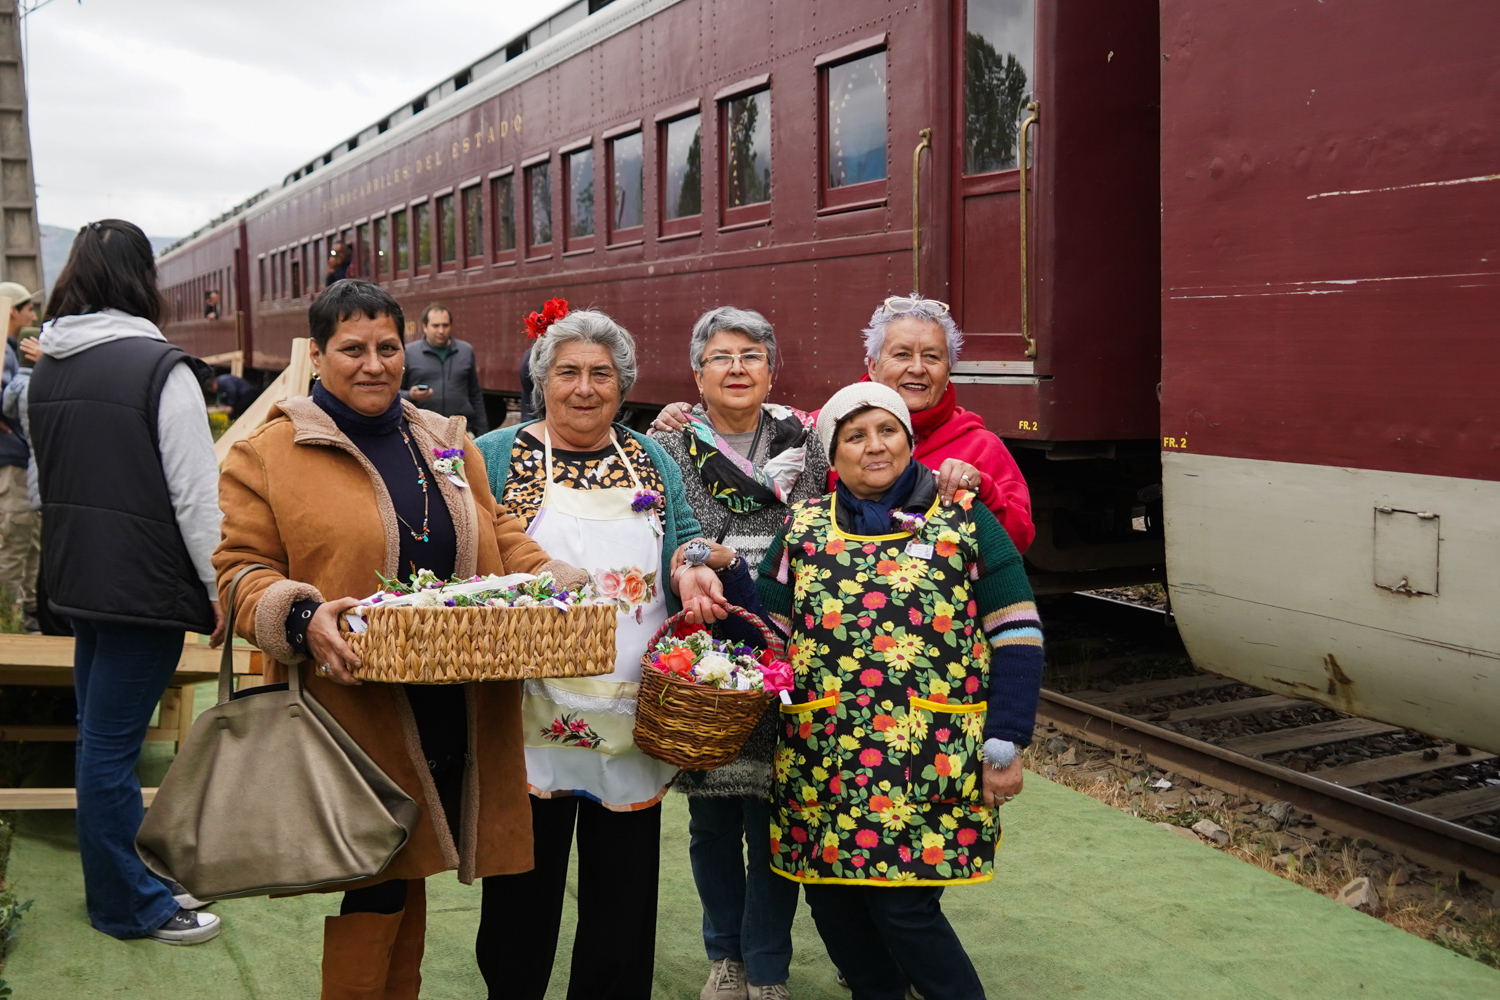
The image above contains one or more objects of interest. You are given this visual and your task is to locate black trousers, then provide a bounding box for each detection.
[477,794,662,1000]
[804,884,986,1000]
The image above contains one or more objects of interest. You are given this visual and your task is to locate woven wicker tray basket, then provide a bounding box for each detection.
[343,604,617,684]
[633,605,783,770]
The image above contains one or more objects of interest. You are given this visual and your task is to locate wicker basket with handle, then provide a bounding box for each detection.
[633,604,785,770]
[343,603,617,684]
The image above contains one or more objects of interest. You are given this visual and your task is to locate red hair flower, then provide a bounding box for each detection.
[525,297,570,339]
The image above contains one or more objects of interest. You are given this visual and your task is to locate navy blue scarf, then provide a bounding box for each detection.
[312,379,403,436]
[835,458,926,536]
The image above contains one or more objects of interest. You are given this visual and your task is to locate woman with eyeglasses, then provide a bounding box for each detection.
[646,306,828,1000]
[656,295,1034,555]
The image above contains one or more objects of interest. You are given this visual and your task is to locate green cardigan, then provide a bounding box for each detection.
[474,420,703,615]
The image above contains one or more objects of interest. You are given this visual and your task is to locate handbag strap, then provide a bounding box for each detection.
[218,563,276,706]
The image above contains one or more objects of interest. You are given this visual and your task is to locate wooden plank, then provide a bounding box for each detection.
[0,787,157,810]
[1163,694,1307,724]
[1315,746,1499,787]
[1408,786,1500,821]
[213,337,311,468]
[1073,674,1239,705]
[0,635,256,678]
[1222,718,1401,757]
[0,726,77,742]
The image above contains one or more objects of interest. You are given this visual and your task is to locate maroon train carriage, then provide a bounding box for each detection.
[158,0,1499,754]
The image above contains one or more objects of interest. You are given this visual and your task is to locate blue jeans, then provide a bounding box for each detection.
[687,795,800,986]
[72,618,184,938]
[804,884,985,1000]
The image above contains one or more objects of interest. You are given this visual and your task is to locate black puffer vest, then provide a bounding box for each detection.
[28,336,215,632]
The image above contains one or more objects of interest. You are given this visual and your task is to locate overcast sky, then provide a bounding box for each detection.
[24,0,559,237]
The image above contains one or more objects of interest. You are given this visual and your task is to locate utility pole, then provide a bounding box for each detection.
[0,0,41,292]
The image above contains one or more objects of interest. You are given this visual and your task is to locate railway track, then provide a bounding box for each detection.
[1035,593,1500,884]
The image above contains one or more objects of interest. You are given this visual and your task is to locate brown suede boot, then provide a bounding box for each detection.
[321,909,404,1000]
[384,880,427,1000]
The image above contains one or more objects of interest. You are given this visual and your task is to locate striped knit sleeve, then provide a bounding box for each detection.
[970,502,1044,745]
[754,515,796,637]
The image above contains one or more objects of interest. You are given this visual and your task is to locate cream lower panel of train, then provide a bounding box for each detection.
[1162,451,1500,755]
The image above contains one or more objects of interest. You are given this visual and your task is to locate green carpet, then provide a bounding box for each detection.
[3,684,1496,999]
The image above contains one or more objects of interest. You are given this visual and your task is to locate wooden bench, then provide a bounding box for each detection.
[0,633,262,810]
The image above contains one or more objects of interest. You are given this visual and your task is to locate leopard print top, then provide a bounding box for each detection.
[501,428,666,529]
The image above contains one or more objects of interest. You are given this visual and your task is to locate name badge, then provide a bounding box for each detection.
[905,541,934,560]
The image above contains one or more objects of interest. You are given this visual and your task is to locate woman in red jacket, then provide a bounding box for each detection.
[654,295,1034,554]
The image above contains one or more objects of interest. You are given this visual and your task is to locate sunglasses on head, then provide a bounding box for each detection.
[882,296,951,316]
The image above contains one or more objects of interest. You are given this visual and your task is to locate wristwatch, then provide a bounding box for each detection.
[683,539,712,568]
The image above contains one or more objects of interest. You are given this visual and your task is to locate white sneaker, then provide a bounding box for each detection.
[749,984,790,999]
[169,881,212,910]
[149,907,221,945]
[702,958,749,1000]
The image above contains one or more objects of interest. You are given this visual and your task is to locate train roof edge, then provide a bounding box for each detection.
[160,0,666,262]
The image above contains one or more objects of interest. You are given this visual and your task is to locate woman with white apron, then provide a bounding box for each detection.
[473,307,721,1000]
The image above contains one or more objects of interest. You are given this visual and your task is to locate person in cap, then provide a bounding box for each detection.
[753,381,1045,1000]
[0,280,41,631]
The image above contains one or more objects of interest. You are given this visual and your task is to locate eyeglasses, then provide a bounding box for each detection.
[882,296,951,316]
[702,352,769,370]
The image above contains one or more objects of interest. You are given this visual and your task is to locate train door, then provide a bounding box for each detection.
[947,0,1037,376]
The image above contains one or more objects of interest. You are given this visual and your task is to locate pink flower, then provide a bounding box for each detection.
[851,855,865,868]
[862,543,877,554]
[595,571,624,600]
[790,827,807,843]
[856,694,871,706]
[855,774,868,786]
[898,845,912,863]
[956,828,978,846]
[855,829,879,849]
[857,615,872,628]
[862,592,887,610]
[935,728,951,742]
[760,659,793,694]
[802,541,817,556]
[908,607,923,626]
[859,668,884,688]
[965,676,980,694]
[859,747,883,768]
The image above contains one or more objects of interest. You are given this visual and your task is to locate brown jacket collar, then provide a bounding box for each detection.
[273,395,480,579]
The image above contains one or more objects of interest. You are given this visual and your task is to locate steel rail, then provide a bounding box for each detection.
[1036,687,1500,883]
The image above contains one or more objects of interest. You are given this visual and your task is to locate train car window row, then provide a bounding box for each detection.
[165,267,232,322]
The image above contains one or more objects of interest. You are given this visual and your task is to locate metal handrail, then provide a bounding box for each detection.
[911,127,932,294]
[1018,100,1040,359]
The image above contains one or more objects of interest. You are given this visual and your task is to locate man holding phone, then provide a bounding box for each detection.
[402,302,489,435]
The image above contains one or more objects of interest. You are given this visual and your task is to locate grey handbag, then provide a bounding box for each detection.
[137,565,420,900]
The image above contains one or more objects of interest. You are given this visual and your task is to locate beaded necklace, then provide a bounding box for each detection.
[395,424,431,543]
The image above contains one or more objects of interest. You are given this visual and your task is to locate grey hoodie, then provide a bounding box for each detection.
[29,310,221,599]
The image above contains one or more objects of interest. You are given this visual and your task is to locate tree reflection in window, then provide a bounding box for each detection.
[826,52,887,188]
[611,132,643,230]
[527,162,552,246]
[567,148,595,238]
[726,90,771,208]
[664,113,702,220]
[964,0,1035,175]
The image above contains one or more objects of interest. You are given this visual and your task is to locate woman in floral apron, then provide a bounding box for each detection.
[474,308,721,1000]
[754,382,1045,1000]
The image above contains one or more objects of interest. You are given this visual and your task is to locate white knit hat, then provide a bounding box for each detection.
[817,381,913,459]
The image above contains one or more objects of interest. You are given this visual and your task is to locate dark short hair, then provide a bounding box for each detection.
[421,302,450,327]
[204,290,218,300]
[308,279,405,349]
[45,220,164,327]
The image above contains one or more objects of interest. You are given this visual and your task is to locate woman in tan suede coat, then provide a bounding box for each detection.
[214,280,575,999]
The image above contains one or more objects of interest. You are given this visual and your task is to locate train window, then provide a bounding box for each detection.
[491,172,516,256]
[414,201,432,271]
[822,49,888,207]
[259,256,266,300]
[291,258,301,299]
[437,193,456,268]
[312,237,323,284]
[565,146,595,245]
[723,88,771,223]
[661,112,702,234]
[393,210,410,274]
[357,223,372,277]
[462,184,484,265]
[372,217,386,280]
[963,0,1034,174]
[608,131,643,239]
[526,160,553,250]
[279,252,288,299]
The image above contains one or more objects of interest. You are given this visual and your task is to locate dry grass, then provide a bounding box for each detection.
[1024,735,1500,969]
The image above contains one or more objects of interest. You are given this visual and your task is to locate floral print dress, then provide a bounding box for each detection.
[755,490,1045,885]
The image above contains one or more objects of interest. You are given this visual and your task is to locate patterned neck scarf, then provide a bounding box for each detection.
[682,403,812,515]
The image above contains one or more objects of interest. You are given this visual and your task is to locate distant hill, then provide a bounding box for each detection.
[39,224,178,298]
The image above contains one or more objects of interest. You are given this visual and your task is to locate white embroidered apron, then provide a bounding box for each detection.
[520,428,679,809]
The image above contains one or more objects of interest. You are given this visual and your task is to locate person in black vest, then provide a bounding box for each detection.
[27,219,227,945]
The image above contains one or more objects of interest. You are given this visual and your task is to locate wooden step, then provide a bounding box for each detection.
[1073,675,1239,706]
[1408,786,1500,821]
[1162,694,1307,724]
[1315,746,1498,787]
[1221,718,1402,757]
[0,787,157,810]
